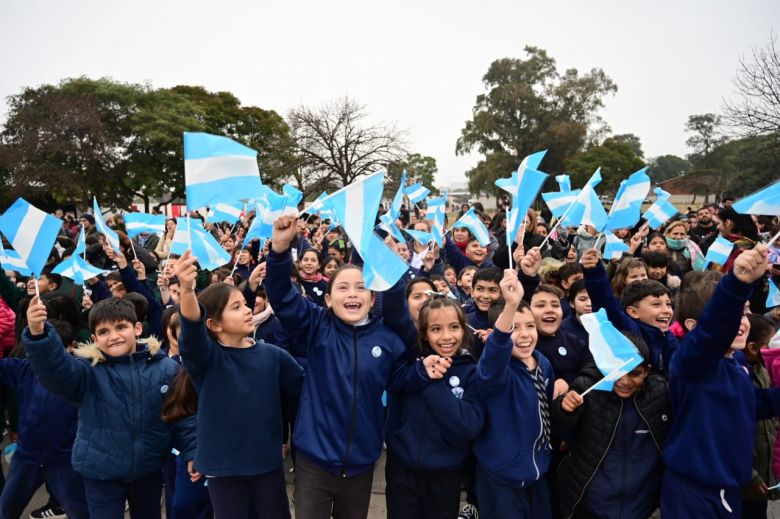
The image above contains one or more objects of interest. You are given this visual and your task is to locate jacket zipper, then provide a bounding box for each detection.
[567,399,623,519]
[341,328,359,477]
[634,395,662,453]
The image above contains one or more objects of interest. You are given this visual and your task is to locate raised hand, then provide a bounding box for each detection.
[272,216,298,254]
[519,246,541,277]
[561,390,584,413]
[734,244,769,284]
[499,269,523,310]
[27,296,48,336]
[422,355,452,379]
[174,250,199,293]
[579,248,601,270]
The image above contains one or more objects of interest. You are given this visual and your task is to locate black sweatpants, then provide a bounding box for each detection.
[207,467,290,519]
[293,455,374,519]
[385,451,461,519]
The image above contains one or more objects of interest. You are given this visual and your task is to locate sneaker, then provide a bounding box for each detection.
[457,503,479,519]
[29,505,66,519]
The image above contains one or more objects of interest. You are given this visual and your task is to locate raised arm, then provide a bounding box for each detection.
[0,269,26,312]
[442,235,473,273]
[174,250,214,382]
[581,249,637,333]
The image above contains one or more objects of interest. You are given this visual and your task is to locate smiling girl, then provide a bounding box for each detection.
[298,249,329,306]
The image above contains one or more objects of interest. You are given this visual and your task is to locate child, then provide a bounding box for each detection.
[265,215,427,518]
[581,248,676,375]
[557,262,583,319]
[322,255,343,278]
[455,265,477,303]
[662,245,780,517]
[474,269,554,519]
[23,297,196,518]
[444,264,458,287]
[175,250,304,519]
[0,319,89,519]
[465,267,503,359]
[610,257,648,300]
[559,279,590,343]
[384,295,484,519]
[552,334,671,519]
[444,235,495,272]
[298,248,329,307]
[642,250,681,296]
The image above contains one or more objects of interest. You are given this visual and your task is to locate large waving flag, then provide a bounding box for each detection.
[327,171,408,290]
[207,202,244,224]
[170,218,231,270]
[733,181,780,216]
[183,132,264,210]
[642,188,679,230]
[704,236,735,266]
[450,208,491,246]
[425,195,447,245]
[563,169,608,231]
[124,212,166,237]
[52,255,108,285]
[404,183,431,205]
[581,309,644,392]
[555,174,572,192]
[542,189,581,219]
[92,198,120,253]
[496,150,549,246]
[603,230,629,260]
[0,241,32,276]
[607,168,651,230]
[0,198,61,278]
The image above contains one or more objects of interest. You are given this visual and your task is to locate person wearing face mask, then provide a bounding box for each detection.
[663,220,705,276]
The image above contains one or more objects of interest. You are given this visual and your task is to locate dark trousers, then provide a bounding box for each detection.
[171,456,213,519]
[293,455,373,519]
[207,467,289,519]
[661,469,741,518]
[385,452,461,519]
[475,463,551,519]
[0,459,88,519]
[83,469,163,519]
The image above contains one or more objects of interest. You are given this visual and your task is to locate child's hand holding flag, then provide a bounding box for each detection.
[26,296,48,336]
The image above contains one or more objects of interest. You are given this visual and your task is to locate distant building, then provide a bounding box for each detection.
[659,173,717,206]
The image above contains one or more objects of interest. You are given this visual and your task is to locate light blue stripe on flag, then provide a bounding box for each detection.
[183,132,258,160]
[0,198,61,278]
[124,213,166,236]
[704,236,735,266]
[93,198,120,253]
[732,180,780,216]
[767,279,780,309]
[581,309,643,392]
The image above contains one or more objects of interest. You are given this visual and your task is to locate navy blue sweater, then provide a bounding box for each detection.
[664,273,780,488]
[266,248,427,476]
[560,314,588,344]
[0,358,77,468]
[179,307,304,476]
[536,331,592,384]
[475,329,555,486]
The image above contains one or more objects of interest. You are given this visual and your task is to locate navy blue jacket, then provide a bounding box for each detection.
[466,308,490,360]
[301,278,328,307]
[584,261,677,375]
[266,249,427,476]
[536,331,593,384]
[119,265,163,339]
[24,323,196,481]
[664,273,780,488]
[179,308,303,476]
[560,314,588,343]
[0,358,77,468]
[474,329,555,486]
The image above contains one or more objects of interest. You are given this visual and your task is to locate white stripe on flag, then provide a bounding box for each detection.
[13,204,47,260]
[344,182,366,248]
[185,155,260,185]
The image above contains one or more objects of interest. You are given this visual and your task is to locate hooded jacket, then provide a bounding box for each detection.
[23,323,196,481]
[0,296,15,357]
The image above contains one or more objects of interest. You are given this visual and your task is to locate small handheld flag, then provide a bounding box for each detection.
[450,208,491,247]
[207,202,244,224]
[0,198,62,278]
[0,241,32,276]
[732,180,780,216]
[555,174,572,192]
[92,198,121,253]
[404,183,431,205]
[642,190,679,230]
[124,213,166,237]
[607,168,651,230]
[603,230,629,260]
[704,236,735,267]
[52,255,108,285]
[767,279,780,309]
[496,150,549,248]
[542,190,581,219]
[580,309,643,393]
[170,218,231,271]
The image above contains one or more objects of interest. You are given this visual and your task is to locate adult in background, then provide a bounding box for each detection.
[690,206,718,245]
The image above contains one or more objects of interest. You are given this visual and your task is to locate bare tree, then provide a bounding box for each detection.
[723,33,780,136]
[288,97,408,192]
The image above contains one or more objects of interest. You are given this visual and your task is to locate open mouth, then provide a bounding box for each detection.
[655,316,670,327]
[514,339,532,351]
[344,302,362,311]
[438,342,456,354]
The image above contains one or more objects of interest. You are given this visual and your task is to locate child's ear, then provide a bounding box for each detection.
[684,318,697,332]
[134,322,143,336]
[746,341,760,356]
[205,318,222,334]
[625,305,640,319]
[324,294,332,308]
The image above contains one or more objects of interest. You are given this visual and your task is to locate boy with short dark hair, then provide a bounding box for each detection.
[557,262,583,319]
[662,245,780,517]
[466,267,503,359]
[581,248,677,375]
[24,297,197,519]
[560,279,590,343]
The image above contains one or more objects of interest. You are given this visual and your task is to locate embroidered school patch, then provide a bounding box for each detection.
[371,346,382,358]
[160,385,169,394]
[449,376,460,387]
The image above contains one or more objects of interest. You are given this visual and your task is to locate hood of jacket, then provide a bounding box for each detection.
[73,335,163,366]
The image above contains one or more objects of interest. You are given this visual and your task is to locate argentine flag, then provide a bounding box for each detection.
[386,170,408,221]
[733,181,780,216]
[704,236,735,267]
[542,189,581,219]
[184,132,264,210]
[496,150,549,246]
[93,198,121,253]
[124,213,166,237]
[404,183,431,205]
[563,170,608,231]
[207,202,244,225]
[170,218,231,271]
[603,230,629,260]
[581,309,644,392]
[405,229,435,246]
[282,184,303,214]
[0,241,32,276]
[451,208,491,246]
[74,228,86,256]
[52,255,108,285]
[425,195,447,245]
[556,174,572,192]
[607,168,651,230]
[767,279,780,309]
[642,195,679,230]
[0,198,61,278]
[378,213,407,243]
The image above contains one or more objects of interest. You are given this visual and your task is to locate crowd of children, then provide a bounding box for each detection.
[0,197,779,519]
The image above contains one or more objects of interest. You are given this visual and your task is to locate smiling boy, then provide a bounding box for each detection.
[465,267,503,359]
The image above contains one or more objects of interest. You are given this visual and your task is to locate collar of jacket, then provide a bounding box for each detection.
[73,336,165,366]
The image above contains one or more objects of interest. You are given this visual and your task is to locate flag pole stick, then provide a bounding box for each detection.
[541,201,577,250]
[34,277,40,300]
[129,239,138,262]
[507,206,514,272]
[593,233,604,251]
[768,228,780,246]
[581,358,635,397]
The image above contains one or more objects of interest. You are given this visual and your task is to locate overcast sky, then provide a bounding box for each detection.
[1,0,777,189]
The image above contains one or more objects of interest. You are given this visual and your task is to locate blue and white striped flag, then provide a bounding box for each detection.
[387,170,408,221]
[733,181,780,216]
[124,212,166,237]
[496,150,549,247]
[581,309,644,392]
[378,213,407,243]
[556,174,572,192]
[207,202,244,224]
[405,229,435,245]
[425,195,447,245]
[245,191,289,243]
[282,184,303,215]
[183,132,264,210]
[603,230,629,260]
[0,240,32,276]
[74,228,86,256]
[404,183,431,205]
[170,218,231,270]
[642,191,679,230]
[92,198,120,253]
[563,169,608,231]
[451,208,491,246]
[542,189,581,219]
[767,279,780,308]
[52,255,108,285]
[0,198,61,278]
[607,168,651,230]
[704,236,735,266]
[328,171,409,290]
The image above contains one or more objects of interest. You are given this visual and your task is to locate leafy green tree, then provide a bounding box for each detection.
[607,134,643,158]
[456,47,617,195]
[564,139,645,193]
[647,154,690,182]
[386,153,439,196]
[685,113,727,170]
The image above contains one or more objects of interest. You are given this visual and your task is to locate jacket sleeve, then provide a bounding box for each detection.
[0,358,25,388]
[278,347,304,406]
[0,270,26,312]
[442,236,473,273]
[89,279,113,303]
[421,371,484,440]
[0,300,16,342]
[265,249,324,349]
[674,273,754,381]
[519,271,540,303]
[23,323,89,404]
[388,358,432,395]
[242,282,256,311]
[476,328,513,397]
[120,266,163,339]
[381,278,419,360]
[583,261,638,334]
[177,305,215,384]
[172,415,197,463]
